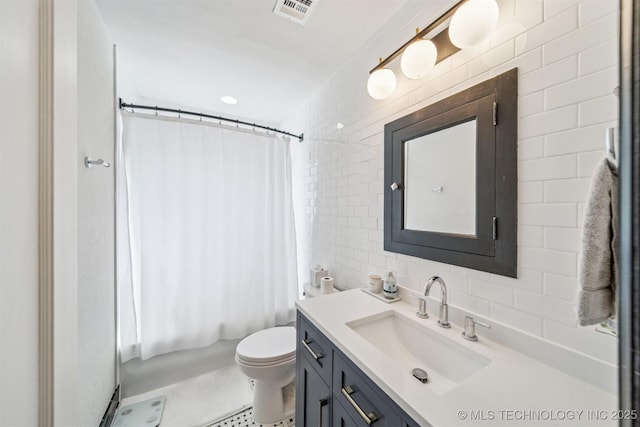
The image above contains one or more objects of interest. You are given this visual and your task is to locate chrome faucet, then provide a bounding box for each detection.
[409,294,428,319]
[462,316,491,341]
[424,276,450,328]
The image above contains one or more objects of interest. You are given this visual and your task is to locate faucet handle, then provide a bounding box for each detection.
[462,316,490,341]
[408,294,428,319]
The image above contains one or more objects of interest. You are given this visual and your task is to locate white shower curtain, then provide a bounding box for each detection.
[117,113,298,362]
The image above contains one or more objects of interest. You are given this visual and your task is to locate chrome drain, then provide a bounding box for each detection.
[412,368,429,383]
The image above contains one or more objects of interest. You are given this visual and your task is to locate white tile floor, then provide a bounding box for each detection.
[205,407,294,427]
[120,365,253,427]
[119,365,295,427]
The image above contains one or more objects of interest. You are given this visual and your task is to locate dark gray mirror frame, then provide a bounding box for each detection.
[384,68,518,277]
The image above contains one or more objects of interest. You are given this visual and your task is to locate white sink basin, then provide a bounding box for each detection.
[347,310,491,395]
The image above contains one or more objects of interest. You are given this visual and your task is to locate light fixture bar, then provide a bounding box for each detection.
[369,0,466,74]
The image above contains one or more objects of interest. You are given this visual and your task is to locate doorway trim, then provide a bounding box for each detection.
[38,0,54,422]
[39,0,79,424]
[618,0,639,421]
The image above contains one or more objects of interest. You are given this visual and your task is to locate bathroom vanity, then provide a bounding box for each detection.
[296,311,419,426]
[295,289,616,426]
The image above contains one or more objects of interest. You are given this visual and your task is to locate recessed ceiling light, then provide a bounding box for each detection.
[336,122,344,130]
[220,96,238,105]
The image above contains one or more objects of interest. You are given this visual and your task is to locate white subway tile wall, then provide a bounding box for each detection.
[285,0,618,365]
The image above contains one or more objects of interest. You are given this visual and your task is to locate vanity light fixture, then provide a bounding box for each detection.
[400,36,438,80]
[367,65,397,100]
[449,0,499,49]
[367,0,499,100]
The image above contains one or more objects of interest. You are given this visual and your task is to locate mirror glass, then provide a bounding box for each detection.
[404,120,477,235]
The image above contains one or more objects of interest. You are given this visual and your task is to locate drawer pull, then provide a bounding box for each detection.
[318,398,328,426]
[302,339,324,360]
[341,386,379,425]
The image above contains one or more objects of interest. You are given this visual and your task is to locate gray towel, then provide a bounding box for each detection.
[576,159,618,326]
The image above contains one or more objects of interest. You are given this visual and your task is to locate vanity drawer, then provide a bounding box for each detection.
[333,399,361,427]
[297,312,333,386]
[333,351,403,427]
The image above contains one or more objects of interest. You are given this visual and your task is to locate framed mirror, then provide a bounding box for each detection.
[384,68,517,277]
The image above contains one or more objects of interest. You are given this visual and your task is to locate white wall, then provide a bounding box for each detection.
[285,0,619,366]
[0,0,40,425]
[77,0,116,424]
[53,0,80,423]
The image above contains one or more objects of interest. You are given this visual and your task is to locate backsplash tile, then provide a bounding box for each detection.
[579,94,618,126]
[519,203,578,227]
[490,302,544,336]
[578,1,618,26]
[543,273,580,301]
[519,225,544,248]
[543,0,579,21]
[544,11,617,65]
[515,5,576,55]
[518,182,544,204]
[490,268,544,294]
[450,290,491,318]
[519,104,578,139]
[515,290,576,325]
[544,178,590,203]
[543,319,617,364]
[543,226,581,252]
[469,279,514,307]
[519,247,577,276]
[544,67,617,110]
[520,155,578,181]
[544,123,610,156]
[519,55,577,95]
[578,39,617,76]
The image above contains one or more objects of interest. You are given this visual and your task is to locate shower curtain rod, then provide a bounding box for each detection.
[118,98,304,142]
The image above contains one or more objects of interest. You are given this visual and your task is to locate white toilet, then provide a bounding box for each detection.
[235,326,296,424]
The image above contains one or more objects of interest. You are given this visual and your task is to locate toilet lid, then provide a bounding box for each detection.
[236,326,296,364]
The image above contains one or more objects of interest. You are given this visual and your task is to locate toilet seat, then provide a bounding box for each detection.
[236,326,296,366]
[236,352,296,367]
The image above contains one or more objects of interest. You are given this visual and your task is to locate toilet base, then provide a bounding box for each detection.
[252,380,295,424]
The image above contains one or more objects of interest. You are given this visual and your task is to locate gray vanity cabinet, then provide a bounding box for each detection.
[296,313,333,427]
[333,351,403,426]
[332,400,360,426]
[296,311,421,426]
[297,355,331,427]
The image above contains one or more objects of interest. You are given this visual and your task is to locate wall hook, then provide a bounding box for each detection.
[85,157,111,168]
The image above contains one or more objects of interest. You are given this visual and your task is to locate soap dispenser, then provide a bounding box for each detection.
[383,271,397,299]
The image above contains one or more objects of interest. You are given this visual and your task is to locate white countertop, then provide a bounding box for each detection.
[296,289,617,426]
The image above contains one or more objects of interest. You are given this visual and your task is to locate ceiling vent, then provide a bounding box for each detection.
[273,0,318,25]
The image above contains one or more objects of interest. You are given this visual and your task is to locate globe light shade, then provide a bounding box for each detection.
[449,0,499,49]
[367,68,397,100]
[400,39,438,79]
